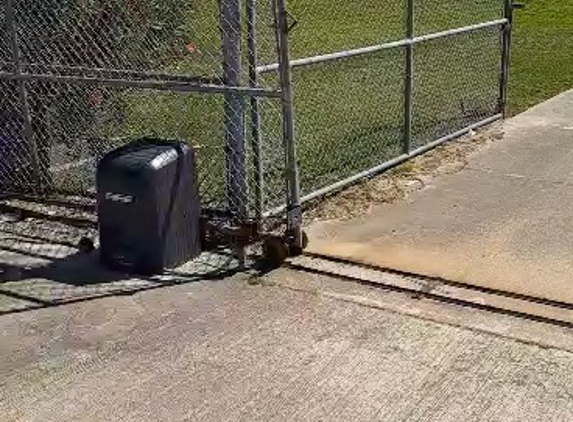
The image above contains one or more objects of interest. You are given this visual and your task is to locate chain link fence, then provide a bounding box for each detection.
[0,0,300,289]
[0,0,512,290]
[0,0,288,209]
[255,0,511,203]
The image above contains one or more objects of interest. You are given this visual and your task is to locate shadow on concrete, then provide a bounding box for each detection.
[0,245,239,317]
[0,160,246,316]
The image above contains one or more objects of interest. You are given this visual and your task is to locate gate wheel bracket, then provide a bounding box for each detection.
[285,10,298,33]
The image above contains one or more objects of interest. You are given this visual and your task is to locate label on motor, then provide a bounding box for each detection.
[105,192,134,204]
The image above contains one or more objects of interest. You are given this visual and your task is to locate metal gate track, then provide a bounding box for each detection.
[289,253,573,328]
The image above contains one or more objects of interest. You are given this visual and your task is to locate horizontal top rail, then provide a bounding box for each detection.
[256,18,508,74]
[0,71,281,98]
[14,63,224,85]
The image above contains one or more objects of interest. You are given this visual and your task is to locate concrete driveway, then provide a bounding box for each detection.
[308,90,573,309]
[3,265,573,422]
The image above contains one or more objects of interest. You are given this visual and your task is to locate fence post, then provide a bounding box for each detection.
[499,0,514,117]
[274,0,302,248]
[219,0,247,222]
[246,0,264,220]
[403,0,415,154]
[6,0,42,193]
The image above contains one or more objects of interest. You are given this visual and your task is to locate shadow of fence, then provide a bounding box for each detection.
[0,211,240,316]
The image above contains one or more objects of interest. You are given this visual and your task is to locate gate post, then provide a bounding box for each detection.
[403,0,415,154]
[274,0,302,248]
[246,0,263,219]
[6,0,42,194]
[499,0,519,117]
[219,0,247,222]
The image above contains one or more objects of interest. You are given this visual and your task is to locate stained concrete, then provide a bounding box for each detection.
[308,90,573,306]
[4,267,573,422]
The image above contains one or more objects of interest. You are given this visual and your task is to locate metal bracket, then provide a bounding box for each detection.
[285,10,298,33]
[286,205,302,231]
[512,2,526,10]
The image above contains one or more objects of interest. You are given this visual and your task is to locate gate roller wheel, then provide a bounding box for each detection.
[288,230,309,257]
[77,237,95,254]
[262,236,289,269]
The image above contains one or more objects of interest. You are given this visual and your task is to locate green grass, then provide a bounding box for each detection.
[284,1,503,194]
[60,0,571,210]
[286,0,573,195]
[508,0,573,114]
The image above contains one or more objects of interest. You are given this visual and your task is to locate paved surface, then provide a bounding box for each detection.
[4,266,573,421]
[4,92,573,421]
[309,90,573,306]
[0,219,238,315]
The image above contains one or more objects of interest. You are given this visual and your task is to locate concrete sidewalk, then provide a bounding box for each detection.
[3,267,573,422]
[308,90,573,308]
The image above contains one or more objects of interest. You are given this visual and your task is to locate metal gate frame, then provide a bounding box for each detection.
[0,0,305,262]
[273,0,304,250]
[0,0,520,265]
[263,0,519,209]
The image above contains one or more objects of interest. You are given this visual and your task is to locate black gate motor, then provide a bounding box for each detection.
[97,139,201,274]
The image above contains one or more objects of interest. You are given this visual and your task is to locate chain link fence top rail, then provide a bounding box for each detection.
[255,0,506,202]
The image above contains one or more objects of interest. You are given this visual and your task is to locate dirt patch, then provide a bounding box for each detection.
[303,124,505,224]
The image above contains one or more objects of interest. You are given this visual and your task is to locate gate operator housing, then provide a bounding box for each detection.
[97,139,201,274]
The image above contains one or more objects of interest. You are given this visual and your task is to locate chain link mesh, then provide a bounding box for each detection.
[412,26,502,148]
[415,0,503,35]
[1,0,282,202]
[0,0,286,275]
[15,0,223,77]
[286,0,404,59]
[0,0,508,281]
[0,80,34,194]
[291,49,405,195]
[273,0,506,199]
